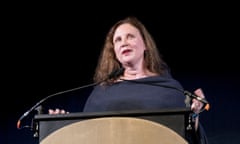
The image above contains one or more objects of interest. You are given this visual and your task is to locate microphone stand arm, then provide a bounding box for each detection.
[120,78,210,111]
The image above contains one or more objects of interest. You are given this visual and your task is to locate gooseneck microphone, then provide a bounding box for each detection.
[17,68,125,129]
[119,77,210,111]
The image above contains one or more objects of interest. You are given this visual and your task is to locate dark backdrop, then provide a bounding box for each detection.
[2,3,239,144]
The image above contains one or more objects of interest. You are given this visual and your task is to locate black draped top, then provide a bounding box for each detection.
[83,75,187,112]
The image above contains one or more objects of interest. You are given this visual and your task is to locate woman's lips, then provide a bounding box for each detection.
[122,49,132,55]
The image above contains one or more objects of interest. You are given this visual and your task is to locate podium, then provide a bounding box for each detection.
[34,108,192,144]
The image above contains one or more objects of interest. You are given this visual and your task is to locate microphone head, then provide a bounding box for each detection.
[204,103,210,111]
[108,67,125,79]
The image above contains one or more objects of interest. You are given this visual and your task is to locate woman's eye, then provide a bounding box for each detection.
[127,34,135,40]
[114,37,121,43]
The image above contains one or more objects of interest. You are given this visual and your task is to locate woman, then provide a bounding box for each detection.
[83,16,205,114]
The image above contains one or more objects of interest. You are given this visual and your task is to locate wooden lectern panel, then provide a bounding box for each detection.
[41,117,188,144]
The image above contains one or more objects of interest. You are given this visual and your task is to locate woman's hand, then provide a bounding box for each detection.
[48,108,69,114]
[191,88,205,131]
[191,88,205,114]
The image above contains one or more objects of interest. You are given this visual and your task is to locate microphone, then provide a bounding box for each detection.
[119,78,210,111]
[17,68,124,129]
[108,67,125,79]
[183,90,210,110]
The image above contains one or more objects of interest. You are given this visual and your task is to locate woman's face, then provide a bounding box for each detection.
[113,23,146,66]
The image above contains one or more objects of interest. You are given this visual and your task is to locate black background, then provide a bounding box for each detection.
[2,2,239,144]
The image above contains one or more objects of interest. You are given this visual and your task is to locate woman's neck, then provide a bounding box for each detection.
[121,68,156,80]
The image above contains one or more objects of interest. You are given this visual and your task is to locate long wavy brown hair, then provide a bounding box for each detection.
[94,16,167,85]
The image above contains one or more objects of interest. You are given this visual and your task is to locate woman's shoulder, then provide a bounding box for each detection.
[137,74,184,89]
